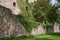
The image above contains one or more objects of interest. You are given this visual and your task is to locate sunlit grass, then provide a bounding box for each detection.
[0,33,60,40]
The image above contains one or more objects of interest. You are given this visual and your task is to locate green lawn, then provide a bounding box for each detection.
[0,33,60,40]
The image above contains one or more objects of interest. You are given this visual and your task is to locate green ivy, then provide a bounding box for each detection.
[17,0,39,33]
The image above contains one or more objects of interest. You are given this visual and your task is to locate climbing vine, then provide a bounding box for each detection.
[17,0,39,33]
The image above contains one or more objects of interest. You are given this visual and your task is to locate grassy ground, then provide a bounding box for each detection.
[0,33,60,40]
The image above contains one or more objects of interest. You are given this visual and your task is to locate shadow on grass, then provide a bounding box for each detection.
[17,36,53,40]
[47,33,60,36]
[0,35,53,40]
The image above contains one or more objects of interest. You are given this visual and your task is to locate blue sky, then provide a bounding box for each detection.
[51,0,58,5]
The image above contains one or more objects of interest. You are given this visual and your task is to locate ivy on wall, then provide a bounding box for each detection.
[17,0,39,32]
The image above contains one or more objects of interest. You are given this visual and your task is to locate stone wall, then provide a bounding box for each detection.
[0,5,27,38]
[31,23,60,35]
[0,5,60,37]
[0,0,20,15]
[31,24,46,35]
[28,0,37,3]
[54,22,60,33]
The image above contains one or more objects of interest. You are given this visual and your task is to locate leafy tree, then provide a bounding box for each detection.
[58,0,60,2]
[32,0,60,27]
[17,0,39,32]
[17,0,60,32]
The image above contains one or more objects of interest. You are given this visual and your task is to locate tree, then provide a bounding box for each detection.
[58,0,60,2]
[32,0,60,27]
[17,0,39,32]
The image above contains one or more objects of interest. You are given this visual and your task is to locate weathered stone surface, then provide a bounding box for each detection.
[28,0,37,3]
[0,5,27,38]
[31,24,46,35]
[54,22,60,33]
[31,23,60,35]
[0,0,20,15]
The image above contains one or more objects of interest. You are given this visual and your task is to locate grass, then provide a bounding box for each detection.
[0,33,60,40]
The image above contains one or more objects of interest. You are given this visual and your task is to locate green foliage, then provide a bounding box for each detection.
[0,16,2,20]
[0,15,3,23]
[47,5,60,23]
[41,21,53,28]
[17,0,60,32]
[32,0,51,22]
[32,0,60,27]
[17,15,39,32]
[58,0,60,2]
[17,0,39,32]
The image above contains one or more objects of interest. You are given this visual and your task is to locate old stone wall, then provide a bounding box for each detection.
[0,0,20,15]
[31,23,60,35]
[54,22,60,33]
[28,0,37,3]
[0,5,27,38]
[31,24,46,35]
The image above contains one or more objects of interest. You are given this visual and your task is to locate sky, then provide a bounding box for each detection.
[51,0,58,5]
